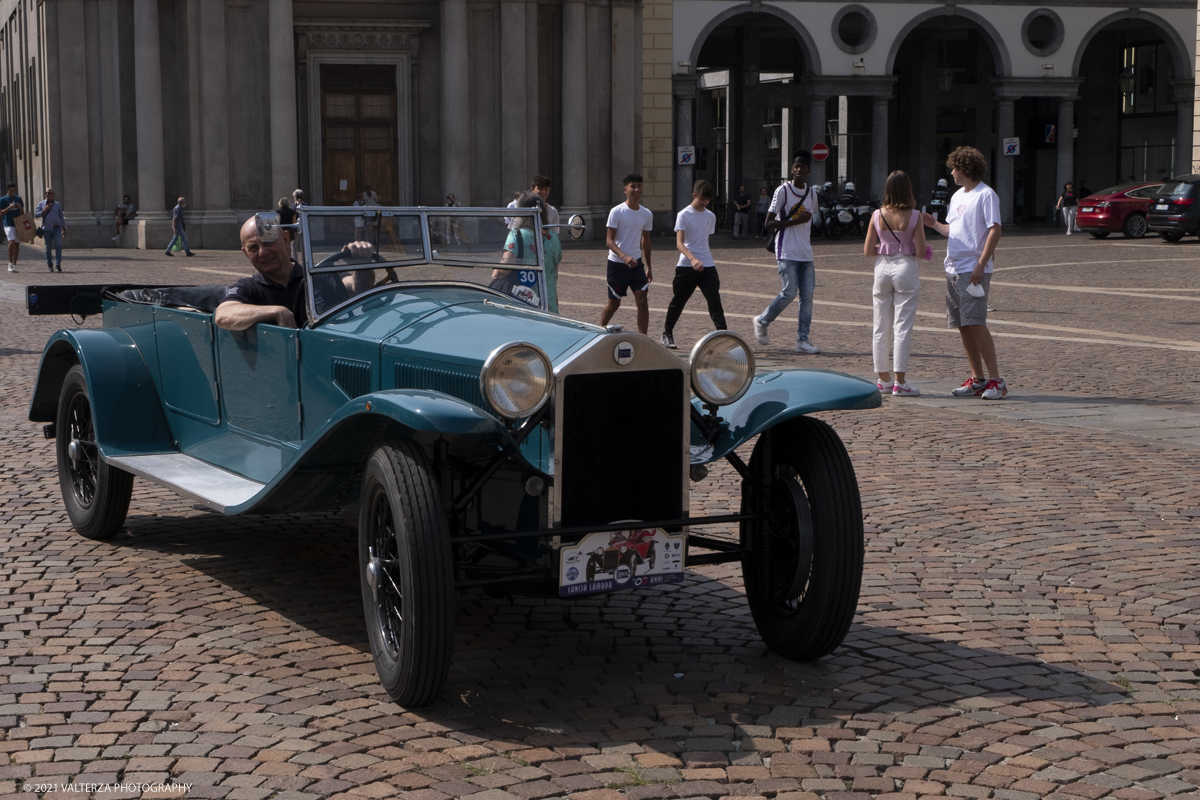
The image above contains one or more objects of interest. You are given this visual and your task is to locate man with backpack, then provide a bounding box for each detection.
[753,150,820,354]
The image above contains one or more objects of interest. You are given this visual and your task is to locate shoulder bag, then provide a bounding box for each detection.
[764,186,810,254]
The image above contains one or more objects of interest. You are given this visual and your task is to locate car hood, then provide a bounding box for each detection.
[316,285,600,362]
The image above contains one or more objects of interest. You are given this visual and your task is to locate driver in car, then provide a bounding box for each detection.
[215,216,375,330]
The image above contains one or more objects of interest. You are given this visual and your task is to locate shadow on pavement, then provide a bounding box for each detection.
[116,510,1131,727]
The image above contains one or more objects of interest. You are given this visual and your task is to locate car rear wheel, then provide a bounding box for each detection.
[359,440,453,707]
[1159,231,1185,242]
[1122,214,1147,239]
[56,366,133,540]
[1089,231,1110,239]
[740,416,863,661]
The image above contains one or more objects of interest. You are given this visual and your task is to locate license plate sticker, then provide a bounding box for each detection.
[559,528,686,596]
[1156,204,1169,210]
[1081,207,1093,213]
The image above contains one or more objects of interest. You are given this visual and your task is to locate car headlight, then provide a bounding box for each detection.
[480,342,552,419]
[689,331,755,406]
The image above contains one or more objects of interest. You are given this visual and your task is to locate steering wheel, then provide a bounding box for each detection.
[314,248,383,270]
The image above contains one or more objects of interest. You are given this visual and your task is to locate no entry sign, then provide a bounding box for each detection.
[811,143,830,161]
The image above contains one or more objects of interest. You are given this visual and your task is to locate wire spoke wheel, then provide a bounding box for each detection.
[55,366,132,540]
[740,417,864,661]
[358,441,453,707]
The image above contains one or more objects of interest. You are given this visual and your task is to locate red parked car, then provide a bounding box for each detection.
[1075,182,1163,239]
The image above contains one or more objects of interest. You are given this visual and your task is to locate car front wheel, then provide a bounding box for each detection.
[56,365,133,540]
[740,416,863,661]
[1123,214,1147,239]
[1159,231,1185,242]
[359,440,454,707]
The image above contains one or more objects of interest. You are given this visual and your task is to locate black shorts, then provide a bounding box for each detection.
[607,258,650,299]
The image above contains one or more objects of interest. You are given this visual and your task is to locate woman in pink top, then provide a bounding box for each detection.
[863,171,926,397]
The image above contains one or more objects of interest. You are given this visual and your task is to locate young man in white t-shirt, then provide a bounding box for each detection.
[753,150,820,354]
[661,180,726,349]
[921,145,1007,399]
[601,173,654,334]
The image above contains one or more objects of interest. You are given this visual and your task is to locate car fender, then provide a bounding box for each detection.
[233,389,540,515]
[28,329,174,457]
[691,369,880,463]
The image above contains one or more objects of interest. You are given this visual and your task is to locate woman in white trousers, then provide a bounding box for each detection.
[864,170,927,397]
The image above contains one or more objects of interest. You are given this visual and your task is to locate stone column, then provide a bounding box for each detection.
[1173,81,1195,177]
[198,0,230,210]
[269,0,299,206]
[441,0,471,203]
[808,98,826,186]
[1056,97,1073,198]
[870,96,888,201]
[996,98,1014,225]
[673,75,696,214]
[525,0,539,172]
[611,0,637,199]
[133,0,164,212]
[560,0,588,220]
[500,0,528,195]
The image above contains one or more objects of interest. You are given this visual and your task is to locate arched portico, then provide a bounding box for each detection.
[884,6,1012,78]
[1072,9,1191,79]
[685,3,821,77]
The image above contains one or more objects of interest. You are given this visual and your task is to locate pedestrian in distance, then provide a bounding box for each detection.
[756,187,770,238]
[35,187,66,273]
[753,149,821,354]
[352,192,366,241]
[508,175,561,230]
[661,179,727,350]
[292,189,306,210]
[112,195,137,241]
[732,185,751,239]
[600,173,654,335]
[1,182,24,272]
[863,171,926,397]
[277,197,296,226]
[921,145,1007,400]
[1056,182,1078,235]
[164,196,195,257]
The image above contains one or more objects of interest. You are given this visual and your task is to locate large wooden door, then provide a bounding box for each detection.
[321,65,398,205]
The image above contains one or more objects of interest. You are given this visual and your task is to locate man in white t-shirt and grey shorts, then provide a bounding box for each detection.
[601,173,654,335]
[921,145,1007,400]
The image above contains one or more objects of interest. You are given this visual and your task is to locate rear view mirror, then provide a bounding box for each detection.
[567,214,585,240]
[255,211,282,243]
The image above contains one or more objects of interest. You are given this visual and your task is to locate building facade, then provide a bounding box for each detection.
[0,0,1193,246]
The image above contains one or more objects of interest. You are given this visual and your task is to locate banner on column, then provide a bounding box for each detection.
[1002,138,1020,156]
[677,146,696,166]
[1044,125,1056,143]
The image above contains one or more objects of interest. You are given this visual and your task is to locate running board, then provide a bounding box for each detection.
[106,453,264,514]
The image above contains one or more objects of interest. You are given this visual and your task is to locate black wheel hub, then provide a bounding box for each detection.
[367,489,404,658]
[766,475,814,605]
[65,393,99,508]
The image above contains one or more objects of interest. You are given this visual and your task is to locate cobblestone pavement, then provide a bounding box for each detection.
[2,229,1200,800]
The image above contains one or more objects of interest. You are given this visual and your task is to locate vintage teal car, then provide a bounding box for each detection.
[28,206,880,706]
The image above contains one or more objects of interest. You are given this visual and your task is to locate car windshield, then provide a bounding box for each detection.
[1160,182,1194,198]
[297,207,548,320]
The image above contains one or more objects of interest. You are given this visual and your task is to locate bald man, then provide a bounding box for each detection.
[214,216,374,330]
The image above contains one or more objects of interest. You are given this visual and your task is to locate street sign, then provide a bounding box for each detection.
[677,146,695,166]
[1045,125,1056,143]
[1002,137,1020,156]
[811,142,830,161]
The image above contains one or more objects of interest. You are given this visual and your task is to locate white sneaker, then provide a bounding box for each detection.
[752,316,768,345]
[892,382,920,397]
[794,339,821,355]
[7,264,15,272]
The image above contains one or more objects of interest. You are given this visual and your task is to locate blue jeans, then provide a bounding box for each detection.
[44,227,62,266]
[165,230,191,255]
[759,259,815,341]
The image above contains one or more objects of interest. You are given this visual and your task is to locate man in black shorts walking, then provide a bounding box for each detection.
[600,173,654,334]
